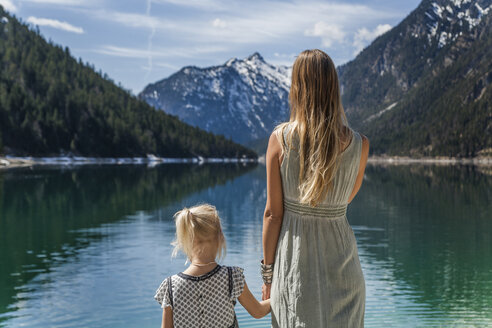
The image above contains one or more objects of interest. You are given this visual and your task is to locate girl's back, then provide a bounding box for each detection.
[155,265,244,328]
[154,203,270,328]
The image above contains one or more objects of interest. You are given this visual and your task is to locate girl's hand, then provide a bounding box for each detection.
[238,282,271,319]
[262,283,271,300]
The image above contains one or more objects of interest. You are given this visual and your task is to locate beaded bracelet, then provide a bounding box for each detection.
[260,259,274,284]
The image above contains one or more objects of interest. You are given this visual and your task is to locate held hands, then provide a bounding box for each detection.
[262,283,271,301]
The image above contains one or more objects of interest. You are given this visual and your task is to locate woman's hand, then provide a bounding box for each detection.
[262,283,271,300]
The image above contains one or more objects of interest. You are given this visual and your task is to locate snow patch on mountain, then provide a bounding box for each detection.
[364,102,398,123]
[425,0,492,48]
[139,52,292,145]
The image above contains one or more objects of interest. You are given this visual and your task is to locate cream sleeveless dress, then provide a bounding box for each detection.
[270,123,366,327]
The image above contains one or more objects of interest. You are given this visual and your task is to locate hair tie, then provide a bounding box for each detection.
[185,208,194,227]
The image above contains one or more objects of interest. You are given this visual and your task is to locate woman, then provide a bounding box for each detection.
[261,49,369,327]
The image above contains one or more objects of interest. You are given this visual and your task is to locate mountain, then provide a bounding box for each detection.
[139,52,291,144]
[0,7,256,159]
[339,0,492,157]
[140,0,491,158]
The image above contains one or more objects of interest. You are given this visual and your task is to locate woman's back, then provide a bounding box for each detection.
[270,122,366,328]
[279,122,362,206]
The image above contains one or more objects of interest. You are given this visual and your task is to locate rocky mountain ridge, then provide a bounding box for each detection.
[140,53,291,144]
[338,0,492,127]
[140,0,492,157]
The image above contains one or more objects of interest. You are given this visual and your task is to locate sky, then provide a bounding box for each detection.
[1,0,421,94]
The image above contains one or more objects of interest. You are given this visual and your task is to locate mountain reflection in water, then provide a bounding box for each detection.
[0,163,490,327]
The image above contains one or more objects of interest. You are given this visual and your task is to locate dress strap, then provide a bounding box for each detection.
[227,266,236,305]
[227,267,239,328]
[167,277,174,308]
[227,267,233,296]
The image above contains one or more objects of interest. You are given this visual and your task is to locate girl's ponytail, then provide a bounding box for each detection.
[171,204,226,262]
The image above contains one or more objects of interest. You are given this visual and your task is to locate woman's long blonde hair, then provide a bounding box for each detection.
[171,203,226,261]
[275,49,349,207]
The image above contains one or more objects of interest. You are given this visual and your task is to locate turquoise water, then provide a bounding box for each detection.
[0,163,491,327]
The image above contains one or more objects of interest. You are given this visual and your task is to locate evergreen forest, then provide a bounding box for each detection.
[0,8,257,159]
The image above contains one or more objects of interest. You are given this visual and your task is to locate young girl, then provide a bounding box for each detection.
[154,203,270,328]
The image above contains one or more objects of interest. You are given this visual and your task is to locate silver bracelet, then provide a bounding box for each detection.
[261,259,274,284]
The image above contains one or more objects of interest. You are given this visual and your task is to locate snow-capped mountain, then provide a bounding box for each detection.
[140,0,491,157]
[339,0,492,156]
[338,0,492,126]
[140,52,291,144]
[423,0,492,48]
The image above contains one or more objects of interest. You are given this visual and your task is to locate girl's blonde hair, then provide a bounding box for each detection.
[274,49,349,207]
[171,203,226,261]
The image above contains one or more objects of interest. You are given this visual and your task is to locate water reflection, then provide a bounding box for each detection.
[0,163,256,325]
[1,163,491,327]
[350,165,492,326]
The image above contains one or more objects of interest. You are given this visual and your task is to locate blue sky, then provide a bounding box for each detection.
[1,0,421,93]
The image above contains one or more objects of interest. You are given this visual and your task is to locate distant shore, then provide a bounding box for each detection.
[0,155,257,170]
[367,155,492,166]
[3,154,491,170]
[257,154,492,166]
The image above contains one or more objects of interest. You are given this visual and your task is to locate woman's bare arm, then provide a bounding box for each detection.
[238,282,271,319]
[347,134,370,203]
[261,131,284,299]
[161,306,173,328]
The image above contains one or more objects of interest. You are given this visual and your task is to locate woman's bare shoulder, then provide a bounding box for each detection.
[347,127,369,148]
[267,130,282,158]
[359,133,370,153]
[340,125,353,151]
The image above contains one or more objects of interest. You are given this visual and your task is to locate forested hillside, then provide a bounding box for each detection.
[364,11,492,156]
[339,0,492,157]
[0,7,256,158]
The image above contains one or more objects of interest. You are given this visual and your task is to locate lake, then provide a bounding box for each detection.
[0,163,491,327]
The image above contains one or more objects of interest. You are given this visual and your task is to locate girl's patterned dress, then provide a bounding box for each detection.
[154,265,245,328]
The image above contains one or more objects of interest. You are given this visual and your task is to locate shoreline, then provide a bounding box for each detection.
[2,155,491,170]
[0,155,258,170]
[257,155,492,166]
[366,155,492,166]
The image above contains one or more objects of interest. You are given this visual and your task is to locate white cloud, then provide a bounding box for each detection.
[20,0,94,5]
[145,0,156,76]
[155,62,181,70]
[0,0,17,12]
[151,0,224,11]
[91,1,398,48]
[353,23,392,55]
[304,22,346,47]
[212,18,226,28]
[92,10,175,30]
[273,52,296,58]
[95,45,229,59]
[96,46,160,59]
[270,52,297,66]
[26,16,84,33]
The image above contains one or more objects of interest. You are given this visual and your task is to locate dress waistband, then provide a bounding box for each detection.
[283,198,347,218]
